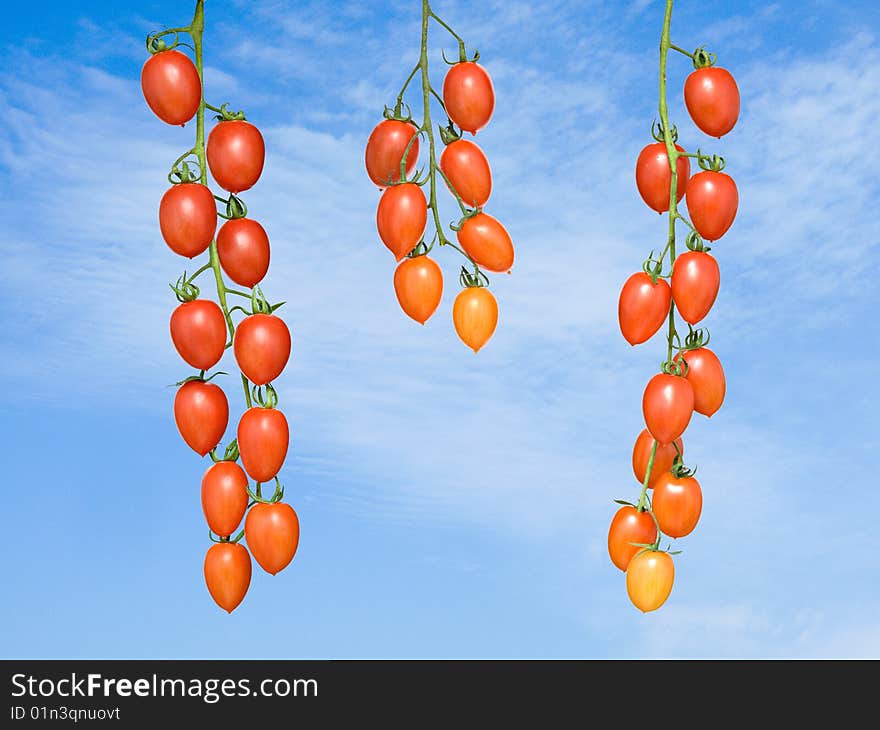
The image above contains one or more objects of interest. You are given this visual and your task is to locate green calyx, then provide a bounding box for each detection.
[670,453,697,479]
[222,439,240,462]
[170,272,200,302]
[438,120,462,146]
[642,250,667,283]
[692,46,717,70]
[249,285,285,315]
[216,193,247,220]
[682,324,710,351]
[660,358,688,377]
[173,370,227,387]
[252,382,279,409]
[459,264,489,289]
[169,159,199,185]
[684,229,708,252]
[211,102,247,122]
[651,120,678,144]
[697,151,726,172]
[246,476,285,505]
[407,241,430,258]
[383,101,414,124]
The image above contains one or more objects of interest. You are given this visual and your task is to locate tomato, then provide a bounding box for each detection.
[204,542,251,613]
[244,502,300,575]
[393,255,443,324]
[618,272,671,345]
[159,183,217,258]
[169,299,227,370]
[216,218,270,288]
[456,213,514,273]
[642,373,694,445]
[439,139,492,207]
[626,550,674,613]
[670,251,720,325]
[453,287,498,353]
[684,170,738,241]
[684,67,740,138]
[201,461,249,537]
[635,142,690,213]
[675,347,725,417]
[376,183,427,261]
[443,62,495,134]
[233,313,291,386]
[632,429,683,489]
[141,49,201,126]
[207,120,265,193]
[365,119,420,187]
[607,505,658,572]
[174,380,228,456]
[652,471,702,538]
[237,407,289,482]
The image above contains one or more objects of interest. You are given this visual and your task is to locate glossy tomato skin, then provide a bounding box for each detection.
[216,218,270,288]
[376,183,428,261]
[456,213,514,273]
[684,67,740,138]
[159,183,217,258]
[174,380,228,456]
[685,171,738,241]
[237,407,289,483]
[440,139,492,207]
[365,119,420,187]
[607,506,658,572]
[675,347,726,417]
[618,272,672,345]
[652,472,702,538]
[201,461,249,537]
[393,255,443,324]
[141,50,201,126]
[453,287,498,353]
[204,542,251,613]
[636,143,690,213]
[245,502,300,575]
[443,62,495,134]
[632,429,683,488]
[170,300,227,370]
[642,373,694,445]
[671,251,720,325]
[207,120,265,193]
[626,550,674,613]
[233,314,291,386]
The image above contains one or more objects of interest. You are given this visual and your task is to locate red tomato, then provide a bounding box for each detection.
[453,287,498,353]
[207,120,265,193]
[456,213,514,273]
[216,218,270,288]
[675,347,726,417]
[439,139,492,207]
[174,380,228,456]
[365,119,420,187]
[204,542,251,613]
[443,62,495,134]
[201,461,249,537]
[608,505,658,571]
[244,502,300,575]
[141,50,201,126]
[642,373,694,445]
[626,550,674,612]
[233,314,291,386]
[671,251,720,325]
[684,67,740,138]
[685,170,738,241]
[618,272,672,345]
[169,299,227,370]
[376,183,428,261]
[393,255,443,324]
[652,472,702,538]
[237,407,289,482]
[158,183,217,258]
[636,142,690,213]
[632,429,683,488]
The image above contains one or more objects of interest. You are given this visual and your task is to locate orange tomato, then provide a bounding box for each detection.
[207,120,265,194]
[376,183,428,261]
[233,313,291,386]
[365,119,420,187]
[201,461,249,537]
[173,380,228,456]
[158,183,217,258]
[652,472,702,538]
[618,272,672,345]
[245,502,300,575]
[169,299,227,371]
[442,62,495,134]
[439,139,492,207]
[452,287,498,353]
[684,66,740,138]
[237,407,289,483]
[626,550,674,613]
[607,505,657,571]
[631,429,683,488]
[642,373,694,445]
[141,49,201,126]
[393,255,443,324]
[674,347,726,417]
[204,542,251,613]
[456,213,513,273]
[635,142,689,213]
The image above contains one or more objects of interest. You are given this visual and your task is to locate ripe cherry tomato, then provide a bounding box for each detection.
[675,347,725,417]
[204,542,251,613]
[607,505,658,572]
[632,429,683,488]
[443,62,495,134]
[244,502,300,575]
[636,142,690,213]
[201,461,249,537]
[652,472,702,538]
[207,120,265,193]
[626,550,674,613]
[685,170,738,241]
[237,407,289,483]
[453,286,498,353]
[642,373,694,445]
[170,299,227,371]
[376,183,428,261]
[141,49,201,126]
[174,380,228,456]
[456,213,513,273]
[159,183,217,258]
[216,218,270,288]
[365,119,420,187]
[684,67,740,138]
[671,251,720,325]
[440,139,492,207]
[233,313,291,386]
[393,255,443,324]
[618,272,671,345]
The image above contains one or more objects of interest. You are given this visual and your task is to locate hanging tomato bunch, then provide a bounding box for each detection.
[142,0,299,613]
[365,0,513,352]
[610,0,740,612]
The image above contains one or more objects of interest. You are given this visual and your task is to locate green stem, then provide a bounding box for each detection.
[636,441,658,512]
[669,42,694,59]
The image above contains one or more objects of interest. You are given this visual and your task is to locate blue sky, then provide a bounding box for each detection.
[1,0,878,658]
